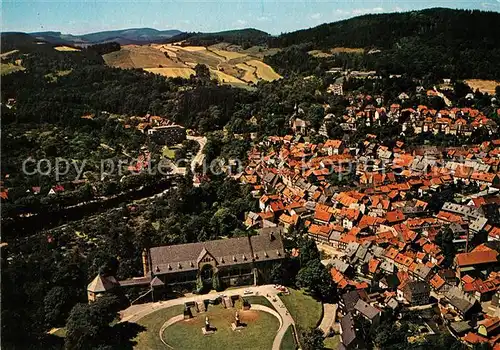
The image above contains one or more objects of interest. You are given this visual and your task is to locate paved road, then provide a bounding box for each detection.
[187,135,207,186]
[120,284,294,350]
[319,303,338,335]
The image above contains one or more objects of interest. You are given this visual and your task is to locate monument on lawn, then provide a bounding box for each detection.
[235,311,240,327]
[231,310,245,331]
[183,305,193,319]
[202,315,215,335]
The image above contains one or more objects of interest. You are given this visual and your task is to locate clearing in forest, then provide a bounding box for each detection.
[246,60,281,81]
[465,79,500,95]
[54,46,81,52]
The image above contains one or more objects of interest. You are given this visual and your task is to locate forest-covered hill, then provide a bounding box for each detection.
[267,8,500,79]
[271,8,500,50]
[165,28,270,48]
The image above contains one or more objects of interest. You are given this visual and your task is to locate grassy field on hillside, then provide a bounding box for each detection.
[465,79,500,94]
[281,289,322,330]
[103,43,280,87]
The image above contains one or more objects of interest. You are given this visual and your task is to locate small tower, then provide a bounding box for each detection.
[142,248,150,277]
[87,274,118,302]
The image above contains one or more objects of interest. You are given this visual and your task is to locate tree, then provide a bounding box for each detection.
[65,295,121,350]
[296,259,334,301]
[210,207,239,237]
[194,64,211,83]
[300,328,324,350]
[44,286,76,327]
[298,237,320,266]
[372,319,408,350]
[435,226,457,267]
[414,333,466,350]
[472,343,492,350]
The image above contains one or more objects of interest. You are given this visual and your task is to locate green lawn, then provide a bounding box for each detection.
[281,289,322,330]
[280,325,297,350]
[244,295,276,310]
[324,335,340,350]
[163,305,279,350]
[133,305,184,350]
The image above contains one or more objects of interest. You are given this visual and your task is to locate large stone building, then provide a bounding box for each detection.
[144,232,285,288]
[87,232,285,302]
[148,125,186,145]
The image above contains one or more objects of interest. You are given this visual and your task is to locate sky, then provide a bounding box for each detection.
[1,0,499,35]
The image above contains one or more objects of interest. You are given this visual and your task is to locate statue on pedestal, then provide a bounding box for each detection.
[235,311,240,327]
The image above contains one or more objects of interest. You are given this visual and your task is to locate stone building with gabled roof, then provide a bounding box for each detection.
[87,274,119,302]
[87,233,285,302]
[143,232,285,289]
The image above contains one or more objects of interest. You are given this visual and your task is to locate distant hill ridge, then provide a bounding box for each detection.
[28,28,183,46]
[269,8,500,49]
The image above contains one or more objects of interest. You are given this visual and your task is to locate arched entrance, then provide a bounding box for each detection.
[200,264,214,285]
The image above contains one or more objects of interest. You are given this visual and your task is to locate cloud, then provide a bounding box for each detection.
[482,2,499,8]
[233,19,247,27]
[352,7,385,15]
[393,6,403,12]
[256,16,270,22]
[335,9,350,15]
[310,13,322,20]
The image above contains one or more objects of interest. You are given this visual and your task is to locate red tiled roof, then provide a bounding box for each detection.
[430,274,445,290]
[368,258,380,274]
[386,210,405,223]
[456,250,498,267]
[314,210,332,223]
[309,224,331,238]
[463,332,488,345]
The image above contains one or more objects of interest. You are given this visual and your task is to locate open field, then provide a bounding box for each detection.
[1,62,25,75]
[104,43,280,87]
[163,305,279,350]
[241,46,281,59]
[308,50,334,58]
[309,47,364,57]
[281,289,322,330]
[54,46,81,52]
[236,63,258,83]
[211,49,247,60]
[465,79,500,94]
[104,45,186,69]
[246,60,281,81]
[210,69,246,85]
[331,47,364,54]
[45,69,73,82]
[133,305,184,350]
[145,67,195,78]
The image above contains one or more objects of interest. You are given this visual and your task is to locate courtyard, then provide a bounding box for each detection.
[163,305,279,350]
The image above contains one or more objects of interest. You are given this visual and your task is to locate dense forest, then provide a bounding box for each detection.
[266,8,500,79]
[165,28,270,48]
[2,8,500,349]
